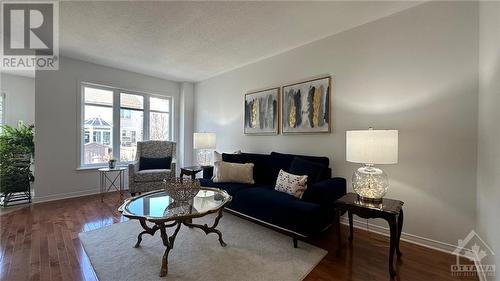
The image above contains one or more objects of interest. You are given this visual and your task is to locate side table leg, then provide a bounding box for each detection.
[396,209,404,258]
[120,170,124,199]
[387,216,397,278]
[336,208,342,256]
[348,210,354,243]
[100,171,104,202]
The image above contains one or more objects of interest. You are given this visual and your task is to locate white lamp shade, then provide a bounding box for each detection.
[346,129,398,164]
[193,132,216,149]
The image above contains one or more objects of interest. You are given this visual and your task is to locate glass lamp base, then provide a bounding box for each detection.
[197,149,211,166]
[352,165,389,201]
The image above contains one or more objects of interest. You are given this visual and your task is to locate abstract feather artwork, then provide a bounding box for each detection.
[281,76,331,134]
[244,88,279,135]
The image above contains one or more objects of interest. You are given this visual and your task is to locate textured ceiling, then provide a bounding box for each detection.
[60,1,422,82]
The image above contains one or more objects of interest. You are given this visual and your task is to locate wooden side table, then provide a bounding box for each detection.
[98,167,126,202]
[180,166,203,179]
[335,193,404,278]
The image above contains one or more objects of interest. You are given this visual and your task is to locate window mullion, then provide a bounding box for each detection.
[113,90,121,161]
[144,95,150,141]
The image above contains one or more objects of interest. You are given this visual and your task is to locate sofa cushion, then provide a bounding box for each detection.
[241,153,275,184]
[199,178,253,197]
[229,187,330,236]
[223,152,275,185]
[134,169,171,182]
[222,153,248,164]
[270,152,331,181]
[289,157,326,185]
[139,157,172,170]
[302,177,347,207]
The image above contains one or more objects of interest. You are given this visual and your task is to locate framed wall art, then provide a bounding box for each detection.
[281,76,331,134]
[244,87,279,135]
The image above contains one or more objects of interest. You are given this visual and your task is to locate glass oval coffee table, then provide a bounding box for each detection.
[118,187,232,277]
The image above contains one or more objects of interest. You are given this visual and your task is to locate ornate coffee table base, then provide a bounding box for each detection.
[133,208,227,277]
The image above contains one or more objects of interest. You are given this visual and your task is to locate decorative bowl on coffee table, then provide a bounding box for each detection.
[163,177,200,202]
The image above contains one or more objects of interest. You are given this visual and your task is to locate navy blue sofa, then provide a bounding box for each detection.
[200,151,346,247]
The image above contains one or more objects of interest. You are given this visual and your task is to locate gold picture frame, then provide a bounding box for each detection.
[244,87,280,135]
[281,76,332,134]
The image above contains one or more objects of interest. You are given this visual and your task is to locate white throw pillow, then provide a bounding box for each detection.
[213,161,255,184]
[275,170,308,199]
[214,151,223,162]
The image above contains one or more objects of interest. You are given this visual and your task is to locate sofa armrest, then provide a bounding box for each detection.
[302,177,347,207]
[128,161,139,179]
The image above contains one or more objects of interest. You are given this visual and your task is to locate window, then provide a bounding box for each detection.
[103,131,111,145]
[120,93,144,162]
[150,97,171,140]
[84,131,90,143]
[131,131,137,143]
[80,83,173,167]
[82,86,113,165]
[120,110,131,119]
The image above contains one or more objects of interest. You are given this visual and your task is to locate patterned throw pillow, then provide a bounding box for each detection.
[275,169,308,199]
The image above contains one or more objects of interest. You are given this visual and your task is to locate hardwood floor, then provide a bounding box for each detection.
[0,192,477,281]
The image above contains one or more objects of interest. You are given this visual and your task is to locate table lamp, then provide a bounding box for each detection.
[193,132,216,167]
[346,128,398,202]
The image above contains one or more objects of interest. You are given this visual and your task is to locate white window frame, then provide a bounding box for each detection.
[78,82,173,169]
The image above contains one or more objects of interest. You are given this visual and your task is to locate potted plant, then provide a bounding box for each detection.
[108,158,117,169]
[0,122,35,206]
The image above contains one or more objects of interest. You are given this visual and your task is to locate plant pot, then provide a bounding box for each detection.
[108,161,116,169]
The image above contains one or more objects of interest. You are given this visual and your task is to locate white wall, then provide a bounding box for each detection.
[34,56,181,202]
[477,2,500,280]
[0,73,35,127]
[195,1,478,248]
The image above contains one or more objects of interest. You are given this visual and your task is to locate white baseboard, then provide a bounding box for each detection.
[33,191,465,256]
[33,188,101,203]
[340,216,461,255]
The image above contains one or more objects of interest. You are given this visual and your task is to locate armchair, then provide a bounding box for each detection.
[128,141,176,195]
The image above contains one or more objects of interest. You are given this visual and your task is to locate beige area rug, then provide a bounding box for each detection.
[79,213,327,281]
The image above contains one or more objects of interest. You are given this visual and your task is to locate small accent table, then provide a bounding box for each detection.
[335,193,404,278]
[180,166,203,180]
[98,167,126,202]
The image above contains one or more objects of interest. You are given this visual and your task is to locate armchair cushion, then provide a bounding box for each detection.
[139,157,172,170]
[134,169,172,182]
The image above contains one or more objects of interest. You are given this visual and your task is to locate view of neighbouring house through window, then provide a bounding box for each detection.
[83,87,113,165]
[81,84,172,167]
[120,93,144,162]
[150,97,170,141]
